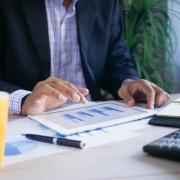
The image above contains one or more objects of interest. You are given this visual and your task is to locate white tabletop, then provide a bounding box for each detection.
[1,95,180,180]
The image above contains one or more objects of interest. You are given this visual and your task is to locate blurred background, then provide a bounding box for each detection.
[169,1,180,92]
[120,0,180,93]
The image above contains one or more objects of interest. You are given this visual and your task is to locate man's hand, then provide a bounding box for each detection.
[22,76,89,115]
[118,79,170,109]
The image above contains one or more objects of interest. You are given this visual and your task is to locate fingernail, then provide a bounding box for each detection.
[72,93,80,102]
[127,99,134,107]
[58,94,66,102]
[83,89,89,95]
[82,97,88,104]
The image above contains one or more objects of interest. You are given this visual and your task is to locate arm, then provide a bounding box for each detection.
[104,0,169,109]
[102,0,169,109]
[102,0,139,98]
[0,10,31,114]
[0,8,89,115]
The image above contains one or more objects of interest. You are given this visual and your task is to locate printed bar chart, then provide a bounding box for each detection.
[35,102,146,133]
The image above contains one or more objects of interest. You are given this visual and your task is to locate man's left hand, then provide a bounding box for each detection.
[118,79,170,109]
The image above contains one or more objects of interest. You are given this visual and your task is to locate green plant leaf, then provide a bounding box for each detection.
[121,0,180,93]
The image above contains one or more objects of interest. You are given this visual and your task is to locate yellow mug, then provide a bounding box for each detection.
[0,92,9,167]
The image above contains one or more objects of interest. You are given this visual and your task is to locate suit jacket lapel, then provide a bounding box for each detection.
[76,1,103,100]
[21,0,50,78]
[76,1,96,80]
[76,0,96,63]
[76,1,97,54]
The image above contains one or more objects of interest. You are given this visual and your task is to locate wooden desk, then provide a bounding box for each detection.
[0,95,180,180]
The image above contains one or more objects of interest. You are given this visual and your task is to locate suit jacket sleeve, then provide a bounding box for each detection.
[102,0,139,98]
[0,11,21,93]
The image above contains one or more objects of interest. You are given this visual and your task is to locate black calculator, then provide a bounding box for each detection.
[143,130,180,161]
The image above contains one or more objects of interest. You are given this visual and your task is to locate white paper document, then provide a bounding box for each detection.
[28,101,155,135]
[4,101,154,166]
[157,97,180,117]
[5,118,142,166]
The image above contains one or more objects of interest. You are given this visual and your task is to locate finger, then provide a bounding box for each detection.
[153,86,170,107]
[78,88,89,96]
[33,85,67,110]
[63,82,88,103]
[118,87,135,107]
[78,88,89,103]
[47,81,81,103]
[141,85,156,109]
[46,77,88,103]
[36,84,67,102]
[156,92,166,107]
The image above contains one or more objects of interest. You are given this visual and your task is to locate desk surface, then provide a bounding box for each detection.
[1,95,180,180]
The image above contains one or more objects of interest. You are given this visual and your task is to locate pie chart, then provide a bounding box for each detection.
[5,140,38,156]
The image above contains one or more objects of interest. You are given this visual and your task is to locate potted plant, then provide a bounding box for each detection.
[120,0,180,92]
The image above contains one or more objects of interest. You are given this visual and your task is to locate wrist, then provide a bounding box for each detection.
[21,94,30,110]
[121,79,134,87]
[10,90,31,114]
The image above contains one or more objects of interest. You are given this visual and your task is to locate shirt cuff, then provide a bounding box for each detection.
[10,90,31,114]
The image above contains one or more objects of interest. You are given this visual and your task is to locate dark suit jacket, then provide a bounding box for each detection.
[0,0,139,100]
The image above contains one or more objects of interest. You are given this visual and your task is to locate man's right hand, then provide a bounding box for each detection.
[21,76,89,115]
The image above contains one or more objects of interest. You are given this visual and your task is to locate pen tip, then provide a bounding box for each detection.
[22,134,26,137]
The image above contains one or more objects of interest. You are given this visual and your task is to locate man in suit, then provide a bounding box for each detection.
[0,0,169,115]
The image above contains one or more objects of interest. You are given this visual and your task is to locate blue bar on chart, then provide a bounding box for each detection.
[102,106,124,113]
[76,112,94,118]
[63,114,84,123]
[89,109,109,116]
